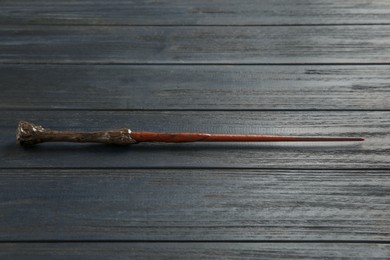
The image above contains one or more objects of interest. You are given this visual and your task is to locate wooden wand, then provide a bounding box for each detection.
[16,120,364,146]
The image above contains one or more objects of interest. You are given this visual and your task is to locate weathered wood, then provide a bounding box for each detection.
[1,25,390,64]
[1,0,390,26]
[2,64,390,110]
[0,169,389,241]
[1,0,388,256]
[0,242,389,259]
[1,110,388,169]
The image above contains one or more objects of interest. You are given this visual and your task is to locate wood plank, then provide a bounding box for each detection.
[2,64,390,110]
[0,169,389,240]
[0,243,389,259]
[1,0,390,25]
[1,25,390,64]
[1,111,388,169]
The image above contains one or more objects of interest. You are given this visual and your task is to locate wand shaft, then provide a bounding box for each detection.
[131,132,364,143]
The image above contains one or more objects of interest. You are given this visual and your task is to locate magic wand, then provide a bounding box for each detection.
[16,121,364,146]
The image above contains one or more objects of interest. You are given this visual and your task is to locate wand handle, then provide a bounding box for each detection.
[16,121,137,146]
[16,121,364,147]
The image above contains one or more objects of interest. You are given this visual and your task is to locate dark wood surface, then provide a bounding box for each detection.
[1,0,389,258]
[2,65,389,110]
[1,0,390,26]
[1,169,389,241]
[1,25,390,64]
[0,243,389,259]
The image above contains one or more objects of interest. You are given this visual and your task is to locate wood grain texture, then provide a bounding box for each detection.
[2,64,390,110]
[0,169,389,241]
[1,0,389,256]
[1,110,388,169]
[0,243,389,259]
[1,25,390,64]
[1,0,390,26]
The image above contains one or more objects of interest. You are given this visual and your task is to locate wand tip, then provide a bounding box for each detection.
[341,137,364,141]
[346,137,365,141]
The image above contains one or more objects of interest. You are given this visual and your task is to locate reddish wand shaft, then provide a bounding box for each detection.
[131,132,364,143]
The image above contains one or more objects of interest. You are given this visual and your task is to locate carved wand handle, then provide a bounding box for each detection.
[16,121,364,147]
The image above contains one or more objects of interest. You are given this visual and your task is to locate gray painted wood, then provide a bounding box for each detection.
[0,243,389,259]
[1,25,390,64]
[2,64,389,110]
[1,0,390,26]
[1,110,388,169]
[1,0,389,256]
[0,169,389,241]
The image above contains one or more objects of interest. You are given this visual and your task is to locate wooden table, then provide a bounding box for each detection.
[1,1,389,258]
